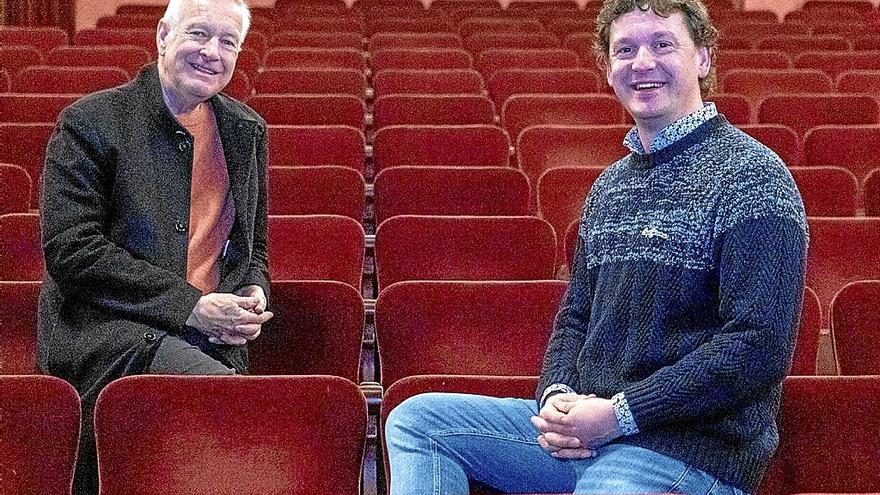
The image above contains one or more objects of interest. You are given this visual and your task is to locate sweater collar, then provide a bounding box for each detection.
[627,114,729,170]
[624,102,719,156]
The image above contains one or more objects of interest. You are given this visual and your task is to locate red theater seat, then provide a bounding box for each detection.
[721,69,834,101]
[0,375,80,495]
[464,32,559,53]
[370,48,474,71]
[477,49,580,79]
[516,125,629,195]
[374,215,556,291]
[836,69,880,94]
[806,217,880,327]
[253,68,366,97]
[266,125,365,170]
[804,125,880,182]
[13,66,128,94]
[276,16,364,33]
[0,213,43,281]
[370,33,463,50]
[73,28,156,53]
[766,376,880,494]
[562,32,599,65]
[0,70,8,92]
[372,94,495,129]
[372,69,484,97]
[788,166,859,217]
[376,281,566,386]
[853,34,880,50]
[247,280,363,381]
[269,31,364,49]
[268,166,364,220]
[795,51,880,79]
[738,124,801,166]
[45,45,151,76]
[716,50,792,75]
[758,94,879,138]
[548,19,593,39]
[711,93,752,124]
[458,18,545,38]
[249,94,366,128]
[502,94,625,143]
[754,34,851,54]
[367,18,455,35]
[0,27,67,53]
[0,45,43,81]
[268,215,365,291]
[0,94,79,124]
[96,14,156,29]
[0,123,54,208]
[263,48,366,71]
[95,375,366,495]
[373,125,510,173]
[537,166,605,263]
[791,287,822,376]
[830,281,880,375]
[373,166,529,223]
[0,164,31,215]
[222,70,251,100]
[0,281,41,374]
[865,168,880,216]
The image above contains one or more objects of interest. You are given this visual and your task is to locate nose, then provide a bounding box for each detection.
[199,36,221,60]
[632,45,656,71]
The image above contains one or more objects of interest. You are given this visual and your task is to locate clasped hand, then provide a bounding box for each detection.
[186,285,273,346]
[530,393,623,459]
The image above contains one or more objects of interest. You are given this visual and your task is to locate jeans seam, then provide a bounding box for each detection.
[667,465,693,494]
[430,437,441,495]
[432,429,539,445]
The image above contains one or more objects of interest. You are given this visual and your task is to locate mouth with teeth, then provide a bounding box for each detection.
[632,82,665,90]
[189,62,219,76]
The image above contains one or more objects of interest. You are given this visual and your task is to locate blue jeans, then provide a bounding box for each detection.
[386,393,751,495]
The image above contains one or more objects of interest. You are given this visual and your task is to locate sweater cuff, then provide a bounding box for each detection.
[539,383,576,408]
[611,392,639,436]
[621,379,667,431]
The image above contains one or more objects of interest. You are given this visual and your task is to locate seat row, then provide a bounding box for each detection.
[3,212,879,327]
[4,373,879,494]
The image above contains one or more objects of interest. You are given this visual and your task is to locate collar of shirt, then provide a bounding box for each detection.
[624,102,719,155]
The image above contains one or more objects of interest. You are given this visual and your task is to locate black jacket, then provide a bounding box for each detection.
[38,63,270,404]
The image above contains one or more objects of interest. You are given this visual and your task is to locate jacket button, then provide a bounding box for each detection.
[178,140,190,152]
[143,332,157,342]
[175,220,187,232]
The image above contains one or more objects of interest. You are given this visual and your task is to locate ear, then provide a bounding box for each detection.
[156,20,171,56]
[696,46,711,79]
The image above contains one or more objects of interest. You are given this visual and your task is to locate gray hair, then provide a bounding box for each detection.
[161,0,251,45]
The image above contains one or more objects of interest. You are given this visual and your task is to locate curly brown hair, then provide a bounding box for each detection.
[593,0,719,96]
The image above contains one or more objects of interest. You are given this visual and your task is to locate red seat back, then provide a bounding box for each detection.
[374,215,556,291]
[0,281,41,374]
[268,166,365,221]
[371,48,473,71]
[0,213,43,281]
[502,94,625,143]
[268,215,365,291]
[477,48,580,80]
[13,66,128,94]
[266,125,365,170]
[0,375,80,495]
[537,166,605,265]
[758,94,879,138]
[372,68,484,97]
[830,281,880,375]
[0,164,32,216]
[248,280,363,381]
[803,125,880,182]
[738,124,801,166]
[788,166,859,217]
[253,68,366,97]
[373,124,510,172]
[372,94,496,129]
[376,281,566,386]
[0,123,55,208]
[721,69,833,100]
[373,166,529,223]
[251,95,366,128]
[95,375,366,495]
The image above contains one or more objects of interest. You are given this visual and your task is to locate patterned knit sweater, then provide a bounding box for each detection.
[536,115,808,493]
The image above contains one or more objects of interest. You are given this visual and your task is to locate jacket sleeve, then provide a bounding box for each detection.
[233,123,270,300]
[619,168,808,431]
[40,105,201,331]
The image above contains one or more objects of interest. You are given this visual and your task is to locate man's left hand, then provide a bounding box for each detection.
[531,396,622,458]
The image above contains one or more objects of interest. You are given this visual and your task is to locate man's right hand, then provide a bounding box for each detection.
[186,293,274,346]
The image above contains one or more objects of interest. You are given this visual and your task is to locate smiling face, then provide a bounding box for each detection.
[606,9,710,137]
[157,0,245,114]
